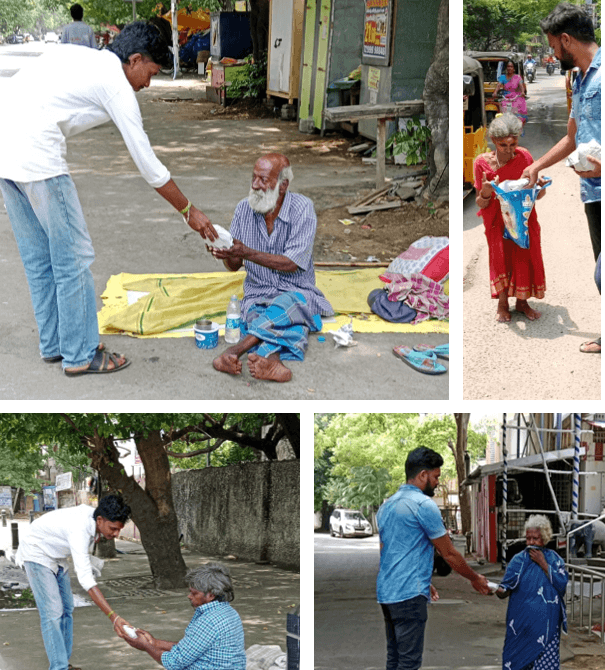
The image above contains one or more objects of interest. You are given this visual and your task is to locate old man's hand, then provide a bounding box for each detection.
[575,155,601,179]
[123,629,153,651]
[185,206,218,242]
[210,239,247,261]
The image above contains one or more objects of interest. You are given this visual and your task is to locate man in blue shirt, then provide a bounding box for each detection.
[376,447,490,670]
[125,563,246,669]
[523,3,601,353]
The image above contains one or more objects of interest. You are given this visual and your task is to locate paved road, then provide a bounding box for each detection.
[0,43,448,400]
[463,68,601,399]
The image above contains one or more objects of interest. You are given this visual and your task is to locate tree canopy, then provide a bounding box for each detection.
[464,0,589,51]
[314,413,490,514]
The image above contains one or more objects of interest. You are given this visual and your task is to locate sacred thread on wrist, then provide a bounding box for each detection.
[179,201,193,216]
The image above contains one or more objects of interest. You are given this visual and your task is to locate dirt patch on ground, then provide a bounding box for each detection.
[563,655,605,669]
[314,200,449,263]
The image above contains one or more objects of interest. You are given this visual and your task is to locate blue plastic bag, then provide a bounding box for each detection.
[491,177,552,249]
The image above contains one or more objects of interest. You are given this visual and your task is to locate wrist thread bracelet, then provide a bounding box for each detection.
[107,610,115,619]
[179,201,193,216]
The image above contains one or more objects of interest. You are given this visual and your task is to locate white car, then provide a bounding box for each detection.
[329,509,373,538]
[45,32,59,43]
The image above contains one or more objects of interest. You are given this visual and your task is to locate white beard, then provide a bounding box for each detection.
[248,183,281,214]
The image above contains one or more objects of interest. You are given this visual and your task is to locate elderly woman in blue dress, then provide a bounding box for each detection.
[496,515,568,670]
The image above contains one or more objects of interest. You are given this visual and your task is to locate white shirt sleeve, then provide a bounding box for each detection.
[99,83,171,188]
[67,523,97,592]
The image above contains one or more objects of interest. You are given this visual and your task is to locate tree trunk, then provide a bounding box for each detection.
[422,0,448,202]
[276,415,300,457]
[451,413,471,536]
[92,431,187,589]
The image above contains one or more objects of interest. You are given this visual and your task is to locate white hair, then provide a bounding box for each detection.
[279,165,293,185]
[525,514,553,544]
[488,113,523,139]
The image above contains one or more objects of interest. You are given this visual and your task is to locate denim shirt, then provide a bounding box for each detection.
[376,484,446,604]
[571,47,601,203]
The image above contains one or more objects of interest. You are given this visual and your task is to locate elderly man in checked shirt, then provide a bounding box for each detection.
[210,152,334,382]
[125,563,246,670]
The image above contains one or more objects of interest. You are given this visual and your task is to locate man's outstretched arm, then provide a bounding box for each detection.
[431,534,490,594]
[522,116,577,186]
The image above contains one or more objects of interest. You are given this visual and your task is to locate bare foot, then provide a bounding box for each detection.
[515,300,541,320]
[213,352,242,375]
[248,353,292,382]
[496,304,512,323]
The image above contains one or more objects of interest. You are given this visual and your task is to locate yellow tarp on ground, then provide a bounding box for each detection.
[98,271,449,338]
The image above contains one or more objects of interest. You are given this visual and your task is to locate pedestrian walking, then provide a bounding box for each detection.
[522,2,601,354]
[376,447,491,670]
[496,515,568,670]
[0,22,218,376]
[61,4,96,48]
[15,495,134,670]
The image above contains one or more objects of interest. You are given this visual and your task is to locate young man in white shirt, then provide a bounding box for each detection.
[0,21,218,376]
[16,495,133,670]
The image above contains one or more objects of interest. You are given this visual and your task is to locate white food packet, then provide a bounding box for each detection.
[207,224,234,250]
[498,178,530,192]
[566,139,601,172]
[123,625,138,639]
[487,581,500,593]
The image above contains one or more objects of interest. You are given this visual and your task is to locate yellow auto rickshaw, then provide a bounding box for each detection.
[465,51,525,124]
[463,55,488,190]
[565,66,580,114]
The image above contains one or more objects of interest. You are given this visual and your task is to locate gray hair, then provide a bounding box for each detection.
[488,113,523,140]
[186,562,234,602]
[525,514,553,544]
[279,165,293,185]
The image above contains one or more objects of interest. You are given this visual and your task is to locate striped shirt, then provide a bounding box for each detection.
[230,192,334,318]
[161,601,246,670]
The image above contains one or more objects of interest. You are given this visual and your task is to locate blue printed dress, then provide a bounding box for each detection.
[500,548,568,670]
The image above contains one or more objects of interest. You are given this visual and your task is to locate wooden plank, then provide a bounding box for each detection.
[376,118,386,189]
[347,201,403,215]
[350,185,391,208]
[323,100,424,122]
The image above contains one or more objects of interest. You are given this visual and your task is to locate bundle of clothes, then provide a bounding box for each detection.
[367,236,449,324]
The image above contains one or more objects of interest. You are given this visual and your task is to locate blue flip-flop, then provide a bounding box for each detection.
[413,343,449,360]
[393,345,447,375]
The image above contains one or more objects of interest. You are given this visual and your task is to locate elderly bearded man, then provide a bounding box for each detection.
[211,153,333,382]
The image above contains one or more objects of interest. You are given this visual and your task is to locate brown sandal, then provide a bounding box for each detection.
[64,347,130,377]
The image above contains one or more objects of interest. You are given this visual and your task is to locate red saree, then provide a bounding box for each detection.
[474,147,546,300]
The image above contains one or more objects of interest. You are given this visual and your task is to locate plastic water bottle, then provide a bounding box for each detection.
[225,295,241,344]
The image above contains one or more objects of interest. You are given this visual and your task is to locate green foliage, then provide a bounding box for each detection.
[384,118,431,166]
[0,446,45,492]
[226,52,268,100]
[314,414,489,510]
[464,0,585,51]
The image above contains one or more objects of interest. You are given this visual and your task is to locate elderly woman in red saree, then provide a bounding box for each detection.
[493,60,528,125]
[474,113,548,322]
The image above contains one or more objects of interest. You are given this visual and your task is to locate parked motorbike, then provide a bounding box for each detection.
[526,62,536,83]
[546,62,555,75]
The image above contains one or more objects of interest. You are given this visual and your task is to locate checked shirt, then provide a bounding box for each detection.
[161,600,246,670]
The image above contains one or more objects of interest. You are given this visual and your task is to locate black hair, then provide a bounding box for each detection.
[70,4,84,21]
[93,494,131,524]
[540,3,596,43]
[405,447,444,480]
[107,21,172,68]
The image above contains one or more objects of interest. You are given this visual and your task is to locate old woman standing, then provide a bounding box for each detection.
[496,515,568,670]
[474,113,548,323]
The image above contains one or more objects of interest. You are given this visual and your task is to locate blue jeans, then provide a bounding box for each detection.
[24,561,74,670]
[0,176,99,367]
[381,596,428,670]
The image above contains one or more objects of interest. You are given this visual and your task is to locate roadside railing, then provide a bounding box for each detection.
[566,562,605,643]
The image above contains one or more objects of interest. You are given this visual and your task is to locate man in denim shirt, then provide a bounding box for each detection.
[376,448,490,670]
[523,3,601,353]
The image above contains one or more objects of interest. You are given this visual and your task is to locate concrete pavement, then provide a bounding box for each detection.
[0,61,448,400]
[315,532,605,670]
[0,518,299,670]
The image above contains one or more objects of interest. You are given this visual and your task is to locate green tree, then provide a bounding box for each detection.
[0,446,45,493]
[0,413,298,588]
